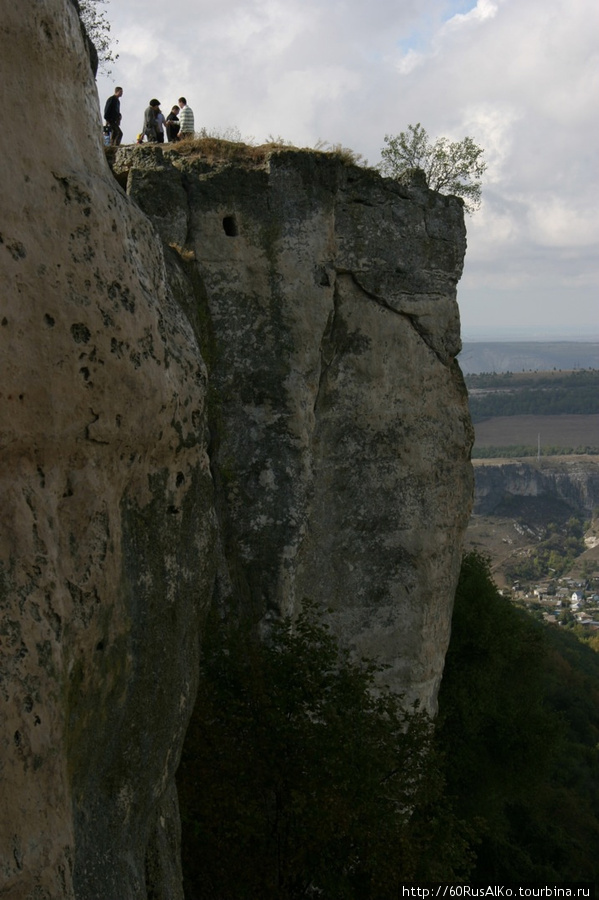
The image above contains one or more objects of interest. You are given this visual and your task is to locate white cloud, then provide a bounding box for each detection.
[442,0,499,32]
[94,0,599,335]
[527,197,599,248]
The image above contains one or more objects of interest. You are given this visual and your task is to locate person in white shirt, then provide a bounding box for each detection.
[177,97,195,139]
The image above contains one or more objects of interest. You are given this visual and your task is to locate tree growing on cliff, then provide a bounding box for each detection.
[380,123,486,213]
[78,0,119,73]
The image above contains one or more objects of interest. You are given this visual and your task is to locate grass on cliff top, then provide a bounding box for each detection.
[167,134,368,167]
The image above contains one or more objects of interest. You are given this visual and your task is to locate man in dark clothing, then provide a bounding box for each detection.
[103,87,123,145]
[165,105,180,142]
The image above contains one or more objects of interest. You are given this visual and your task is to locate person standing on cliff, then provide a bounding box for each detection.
[165,106,180,142]
[155,104,166,143]
[143,99,161,142]
[103,86,123,145]
[177,97,195,139]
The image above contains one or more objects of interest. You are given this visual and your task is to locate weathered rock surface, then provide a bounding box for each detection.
[1,2,213,898]
[1,2,472,897]
[114,142,474,704]
[473,458,599,517]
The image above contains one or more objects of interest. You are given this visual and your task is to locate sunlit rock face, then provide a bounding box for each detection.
[0,2,472,896]
[0,2,213,898]
[118,143,474,709]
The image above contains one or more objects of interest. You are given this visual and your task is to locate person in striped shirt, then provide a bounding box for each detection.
[177,97,195,139]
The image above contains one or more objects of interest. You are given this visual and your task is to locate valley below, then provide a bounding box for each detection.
[466,455,599,588]
[462,366,599,593]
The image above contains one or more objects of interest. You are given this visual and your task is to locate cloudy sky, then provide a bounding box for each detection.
[94,0,598,340]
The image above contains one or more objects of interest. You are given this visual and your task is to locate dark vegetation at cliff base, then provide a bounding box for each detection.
[177,555,599,896]
[438,552,599,884]
[178,603,472,899]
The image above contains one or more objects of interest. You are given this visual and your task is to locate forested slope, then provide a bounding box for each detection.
[438,553,599,883]
[177,554,599,894]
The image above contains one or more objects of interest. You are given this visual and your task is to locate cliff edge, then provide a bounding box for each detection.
[0,1,472,897]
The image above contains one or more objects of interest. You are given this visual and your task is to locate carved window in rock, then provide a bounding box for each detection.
[222,216,238,237]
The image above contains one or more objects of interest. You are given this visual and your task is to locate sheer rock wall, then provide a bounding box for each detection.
[1,2,213,898]
[116,143,474,703]
[0,1,472,897]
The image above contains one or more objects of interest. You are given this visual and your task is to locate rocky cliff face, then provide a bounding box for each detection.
[111,141,474,707]
[473,459,599,516]
[0,2,472,897]
[1,2,214,898]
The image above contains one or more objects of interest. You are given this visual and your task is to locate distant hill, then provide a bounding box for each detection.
[466,370,599,420]
[459,341,599,374]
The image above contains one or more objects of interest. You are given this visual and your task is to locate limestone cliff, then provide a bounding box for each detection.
[112,141,473,706]
[473,458,599,517]
[1,1,472,897]
[1,2,213,898]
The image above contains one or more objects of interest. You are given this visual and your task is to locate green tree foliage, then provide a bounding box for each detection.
[438,552,599,882]
[465,370,599,391]
[78,0,118,73]
[178,604,472,899]
[379,123,486,213]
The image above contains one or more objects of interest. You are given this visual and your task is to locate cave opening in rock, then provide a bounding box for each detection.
[222,215,238,236]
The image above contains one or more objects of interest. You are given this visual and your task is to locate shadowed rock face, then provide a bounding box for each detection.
[1,2,213,898]
[1,2,472,897]
[118,145,474,707]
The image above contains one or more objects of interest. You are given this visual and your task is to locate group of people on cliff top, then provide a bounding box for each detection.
[103,87,195,146]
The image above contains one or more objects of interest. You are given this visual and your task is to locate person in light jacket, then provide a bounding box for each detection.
[143,99,161,142]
